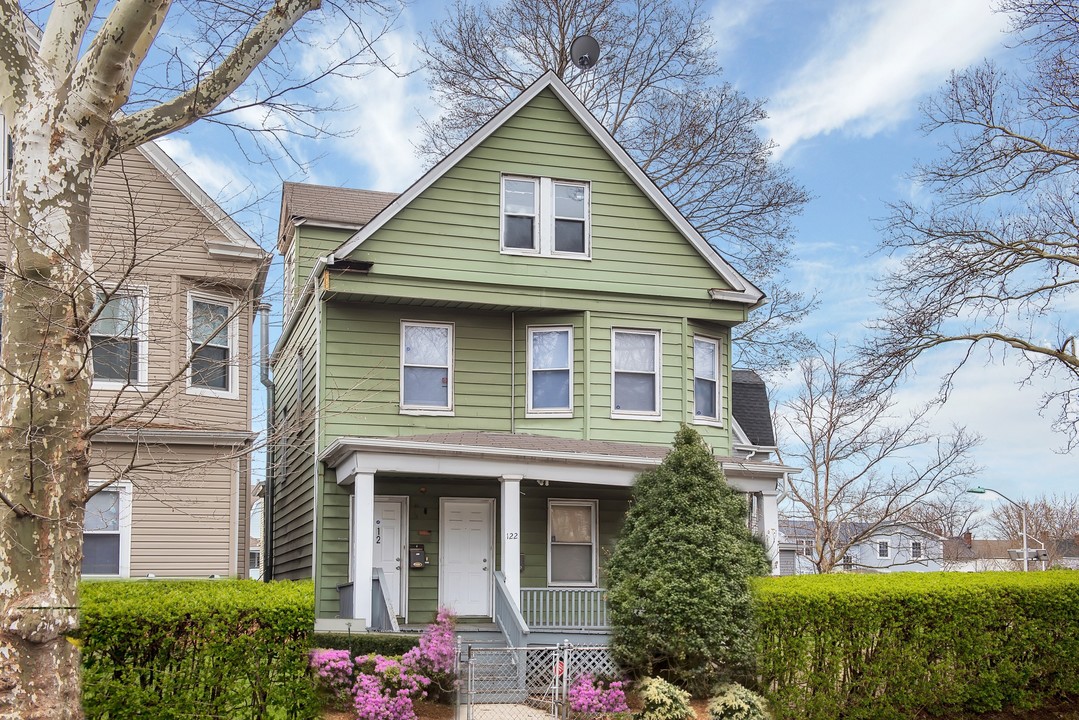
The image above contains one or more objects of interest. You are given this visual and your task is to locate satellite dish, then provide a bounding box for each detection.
[569,35,601,70]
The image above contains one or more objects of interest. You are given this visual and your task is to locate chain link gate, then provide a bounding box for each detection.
[456,640,619,720]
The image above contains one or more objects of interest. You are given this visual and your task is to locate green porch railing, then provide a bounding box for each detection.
[520,587,609,630]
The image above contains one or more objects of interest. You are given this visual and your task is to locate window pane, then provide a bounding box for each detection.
[191,344,229,389]
[551,505,592,543]
[403,367,448,406]
[614,372,656,412]
[504,216,535,249]
[694,339,717,381]
[614,333,655,372]
[91,336,137,382]
[694,378,717,418]
[554,184,585,219]
[85,490,120,532]
[92,295,139,338]
[532,369,570,409]
[550,544,592,583]
[403,325,448,365]
[192,300,230,348]
[504,180,536,215]
[554,219,585,253]
[82,534,120,575]
[532,330,569,370]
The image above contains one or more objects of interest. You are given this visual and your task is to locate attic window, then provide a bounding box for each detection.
[501,176,590,258]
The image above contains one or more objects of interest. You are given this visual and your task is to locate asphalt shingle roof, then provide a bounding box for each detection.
[281,182,397,228]
[731,369,775,447]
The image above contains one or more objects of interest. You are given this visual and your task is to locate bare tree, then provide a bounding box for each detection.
[987,492,1079,568]
[780,344,981,573]
[899,492,983,539]
[861,0,1079,446]
[0,2,395,717]
[420,0,813,372]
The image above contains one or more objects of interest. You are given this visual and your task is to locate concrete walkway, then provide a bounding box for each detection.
[458,703,555,719]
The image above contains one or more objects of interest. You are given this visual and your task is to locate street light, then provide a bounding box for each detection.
[967,486,1028,571]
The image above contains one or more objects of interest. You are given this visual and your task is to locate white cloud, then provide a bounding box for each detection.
[763,0,1008,155]
[708,0,771,59]
[156,136,248,201]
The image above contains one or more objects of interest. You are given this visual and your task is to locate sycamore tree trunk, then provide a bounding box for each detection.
[0,95,103,720]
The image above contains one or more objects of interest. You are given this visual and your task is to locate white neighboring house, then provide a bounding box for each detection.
[780,519,946,573]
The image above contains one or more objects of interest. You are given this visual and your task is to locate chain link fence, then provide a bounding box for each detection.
[455,641,619,720]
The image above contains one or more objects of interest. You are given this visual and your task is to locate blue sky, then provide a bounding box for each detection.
[156,0,1074,508]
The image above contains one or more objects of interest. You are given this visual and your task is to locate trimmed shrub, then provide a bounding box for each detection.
[637,676,694,720]
[606,426,769,693]
[755,571,1079,720]
[80,579,317,719]
[316,631,421,658]
[707,683,772,720]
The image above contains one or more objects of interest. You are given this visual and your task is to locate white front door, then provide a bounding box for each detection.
[441,499,493,616]
[374,498,406,617]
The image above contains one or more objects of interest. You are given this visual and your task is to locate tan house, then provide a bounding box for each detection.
[1,119,268,579]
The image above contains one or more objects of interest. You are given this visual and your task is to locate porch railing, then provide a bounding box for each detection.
[520,587,610,630]
[370,568,400,633]
[494,571,530,647]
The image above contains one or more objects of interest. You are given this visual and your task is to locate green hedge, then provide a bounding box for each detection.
[314,631,420,657]
[754,571,1079,720]
[80,580,318,719]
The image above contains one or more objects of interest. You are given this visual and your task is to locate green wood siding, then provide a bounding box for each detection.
[340,89,736,306]
[316,476,630,623]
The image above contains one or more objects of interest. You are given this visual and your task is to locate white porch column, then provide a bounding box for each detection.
[351,472,375,624]
[760,489,782,575]
[500,475,522,602]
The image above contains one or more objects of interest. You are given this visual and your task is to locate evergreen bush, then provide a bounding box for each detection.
[637,676,694,720]
[606,425,769,694]
[80,579,317,719]
[707,683,772,720]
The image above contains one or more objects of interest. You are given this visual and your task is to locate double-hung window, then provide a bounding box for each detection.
[91,290,146,388]
[501,176,590,258]
[188,294,237,397]
[612,329,660,417]
[82,483,131,577]
[548,500,597,586]
[401,321,453,413]
[527,326,572,416]
[878,541,890,559]
[911,540,923,559]
[693,336,721,422]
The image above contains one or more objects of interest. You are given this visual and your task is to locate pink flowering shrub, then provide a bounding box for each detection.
[309,609,458,716]
[568,674,630,717]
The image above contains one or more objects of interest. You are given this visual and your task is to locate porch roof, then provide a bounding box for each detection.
[321,431,797,491]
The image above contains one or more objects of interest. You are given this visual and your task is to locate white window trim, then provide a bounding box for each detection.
[500,175,591,259]
[399,320,455,415]
[878,540,890,559]
[692,335,723,426]
[911,540,923,559]
[185,291,240,400]
[91,286,149,392]
[83,481,132,579]
[547,499,598,587]
[611,328,662,420]
[282,239,297,319]
[526,325,573,418]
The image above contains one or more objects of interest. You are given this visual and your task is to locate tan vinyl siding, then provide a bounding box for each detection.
[341,89,735,305]
[270,298,320,579]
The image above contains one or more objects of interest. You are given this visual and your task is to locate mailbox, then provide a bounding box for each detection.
[409,544,429,569]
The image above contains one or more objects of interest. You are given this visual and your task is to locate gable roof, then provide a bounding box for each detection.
[330,72,765,307]
[280,182,397,237]
[732,369,775,447]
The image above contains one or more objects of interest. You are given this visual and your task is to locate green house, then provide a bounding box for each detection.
[267,72,794,638]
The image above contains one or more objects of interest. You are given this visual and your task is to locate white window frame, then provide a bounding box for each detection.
[878,540,890,559]
[500,175,591,259]
[692,335,722,425]
[911,540,923,559]
[547,499,598,587]
[400,320,454,415]
[611,328,662,420]
[82,481,132,579]
[186,291,240,400]
[90,287,149,391]
[282,240,297,319]
[526,325,573,418]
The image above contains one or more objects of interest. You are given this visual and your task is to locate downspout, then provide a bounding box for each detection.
[259,302,275,581]
[510,312,516,434]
